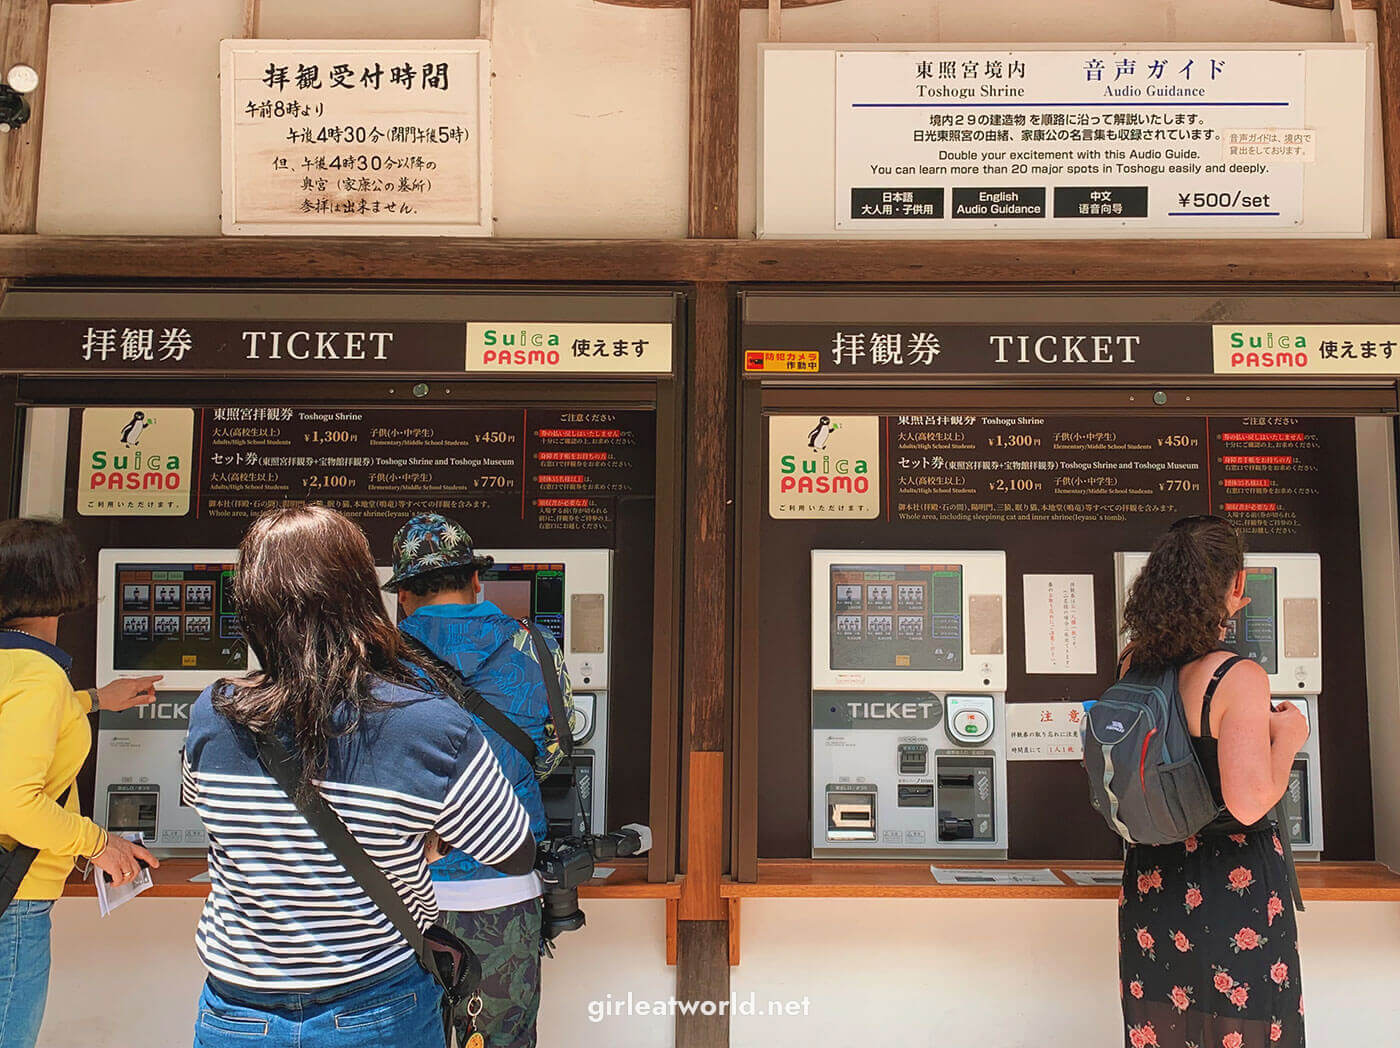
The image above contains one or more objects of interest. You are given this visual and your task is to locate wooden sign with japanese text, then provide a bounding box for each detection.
[221,40,491,236]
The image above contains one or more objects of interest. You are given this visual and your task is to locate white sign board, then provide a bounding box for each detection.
[835,50,1311,233]
[759,44,1372,238]
[1023,574,1097,675]
[1007,702,1086,761]
[221,40,491,236]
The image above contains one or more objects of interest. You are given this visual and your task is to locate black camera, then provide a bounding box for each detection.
[536,824,652,945]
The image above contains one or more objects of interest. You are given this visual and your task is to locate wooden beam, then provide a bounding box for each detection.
[679,0,739,1040]
[1267,0,1378,9]
[0,0,50,232]
[688,0,738,238]
[1381,0,1400,235]
[2,235,1400,284]
[600,0,839,8]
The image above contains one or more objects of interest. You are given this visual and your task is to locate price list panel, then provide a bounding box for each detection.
[891,415,1210,528]
[198,407,654,531]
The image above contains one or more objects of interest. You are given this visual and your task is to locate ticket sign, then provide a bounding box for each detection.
[221,40,491,236]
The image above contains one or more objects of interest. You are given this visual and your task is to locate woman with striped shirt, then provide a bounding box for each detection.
[182,505,534,1048]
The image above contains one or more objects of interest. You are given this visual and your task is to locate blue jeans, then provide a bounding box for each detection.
[194,958,446,1048]
[0,900,53,1048]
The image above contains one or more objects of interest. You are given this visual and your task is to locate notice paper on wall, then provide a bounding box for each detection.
[1023,574,1097,675]
[1007,702,1087,761]
[930,867,1063,886]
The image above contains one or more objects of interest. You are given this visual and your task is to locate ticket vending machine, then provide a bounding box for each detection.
[95,550,247,853]
[94,549,399,854]
[1114,552,1324,857]
[476,549,612,835]
[810,550,1009,859]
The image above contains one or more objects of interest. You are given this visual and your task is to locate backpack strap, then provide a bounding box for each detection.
[401,632,538,764]
[1199,654,1248,741]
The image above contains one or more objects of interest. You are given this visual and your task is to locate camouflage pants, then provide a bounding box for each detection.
[439,897,543,1048]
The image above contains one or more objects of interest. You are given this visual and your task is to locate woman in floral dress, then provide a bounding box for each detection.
[1117,516,1311,1048]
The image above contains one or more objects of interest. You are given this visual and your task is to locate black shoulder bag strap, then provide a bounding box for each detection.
[1201,655,1305,912]
[0,786,72,916]
[524,622,572,760]
[401,633,538,764]
[251,733,483,1008]
[522,621,592,839]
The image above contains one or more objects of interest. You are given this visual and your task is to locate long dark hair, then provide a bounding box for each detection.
[214,504,436,795]
[1123,514,1246,669]
[0,517,94,622]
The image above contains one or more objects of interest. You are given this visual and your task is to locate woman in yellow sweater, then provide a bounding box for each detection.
[0,518,161,1048]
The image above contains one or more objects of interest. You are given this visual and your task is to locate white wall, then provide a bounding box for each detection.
[36,0,1374,237]
[732,899,1400,1048]
[39,898,674,1048]
[41,896,1400,1048]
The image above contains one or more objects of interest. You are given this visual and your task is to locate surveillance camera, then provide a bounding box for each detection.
[0,66,38,134]
[7,65,38,95]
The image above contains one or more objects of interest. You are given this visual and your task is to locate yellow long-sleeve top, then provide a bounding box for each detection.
[0,642,105,900]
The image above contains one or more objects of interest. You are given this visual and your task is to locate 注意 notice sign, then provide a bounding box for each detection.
[835,49,1308,233]
[221,40,491,235]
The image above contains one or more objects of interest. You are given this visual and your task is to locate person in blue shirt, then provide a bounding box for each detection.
[383,514,574,1048]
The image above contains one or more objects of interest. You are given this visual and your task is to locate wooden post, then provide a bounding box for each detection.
[1266,0,1396,234]
[1380,0,1400,235]
[680,0,739,1043]
[241,0,261,39]
[0,0,50,232]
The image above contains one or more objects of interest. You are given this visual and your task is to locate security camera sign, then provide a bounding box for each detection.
[769,414,881,519]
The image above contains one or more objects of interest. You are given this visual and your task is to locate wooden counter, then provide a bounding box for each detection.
[62,857,679,901]
[720,860,1400,902]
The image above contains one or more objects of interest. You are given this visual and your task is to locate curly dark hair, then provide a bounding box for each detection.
[1123,515,1246,669]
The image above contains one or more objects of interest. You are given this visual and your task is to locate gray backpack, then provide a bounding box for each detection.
[1081,657,1237,846]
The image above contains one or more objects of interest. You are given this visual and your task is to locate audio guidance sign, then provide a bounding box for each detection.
[835,49,1311,233]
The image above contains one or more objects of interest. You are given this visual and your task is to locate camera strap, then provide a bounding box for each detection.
[401,633,538,764]
[522,622,591,837]
[523,622,572,760]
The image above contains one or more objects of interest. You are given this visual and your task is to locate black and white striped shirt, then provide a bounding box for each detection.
[182,679,531,991]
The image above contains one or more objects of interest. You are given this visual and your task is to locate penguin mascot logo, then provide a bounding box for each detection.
[119,410,153,448]
[806,416,836,450]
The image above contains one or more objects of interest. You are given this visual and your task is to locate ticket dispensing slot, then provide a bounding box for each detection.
[810,551,1009,859]
[1115,552,1324,858]
[477,549,612,834]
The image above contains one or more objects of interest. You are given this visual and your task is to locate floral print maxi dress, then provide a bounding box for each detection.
[1119,826,1304,1048]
